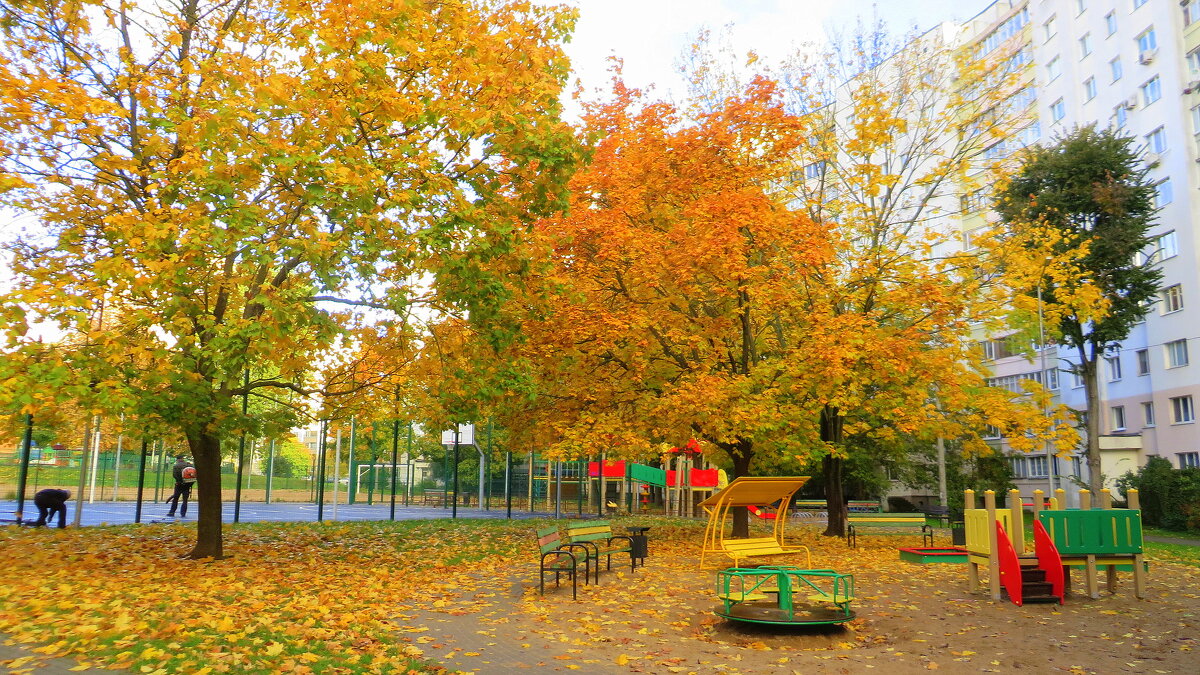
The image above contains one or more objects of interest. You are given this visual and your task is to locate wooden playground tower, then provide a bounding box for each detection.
[965,487,1146,604]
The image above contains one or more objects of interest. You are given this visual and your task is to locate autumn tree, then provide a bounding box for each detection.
[481,76,832,538]
[672,21,1079,535]
[0,0,580,558]
[993,125,1162,495]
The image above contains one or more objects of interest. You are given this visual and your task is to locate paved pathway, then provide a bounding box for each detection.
[0,499,557,528]
[1144,534,1200,547]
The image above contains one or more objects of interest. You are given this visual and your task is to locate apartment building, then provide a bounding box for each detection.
[957,0,1200,502]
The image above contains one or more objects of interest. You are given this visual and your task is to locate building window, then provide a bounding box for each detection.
[1137,349,1150,375]
[1112,406,1126,431]
[1106,11,1117,36]
[1044,16,1057,42]
[1110,57,1123,82]
[1079,33,1092,58]
[804,161,826,179]
[1143,401,1156,427]
[1189,51,1200,79]
[1069,367,1084,388]
[963,226,985,249]
[1171,395,1195,423]
[1047,56,1062,82]
[984,140,1008,161]
[1146,127,1168,153]
[1084,77,1097,101]
[1187,0,1200,26]
[1076,0,1086,15]
[1114,105,1128,128]
[978,8,1031,56]
[1180,452,1200,469]
[1154,179,1172,208]
[1019,121,1041,147]
[1154,231,1178,261]
[1050,99,1066,123]
[1029,455,1048,478]
[1163,284,1184,313]
[1137,28,1157,54]
[1011,455,1027,477]
[1044,368,1059,390]
[1107,355,1123,381]
[1166,339,1190,368]
[1141,76,1162,106]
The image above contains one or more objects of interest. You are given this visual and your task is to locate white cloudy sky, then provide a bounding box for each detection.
[544,0,992,116]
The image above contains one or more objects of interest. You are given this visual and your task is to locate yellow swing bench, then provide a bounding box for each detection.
[699,476,813,569]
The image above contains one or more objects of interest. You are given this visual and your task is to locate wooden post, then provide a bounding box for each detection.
[1032,489,1044,521]
[1127,489,1146,598]
[985,490,1000,601]
[1103,484,1117,593]
[1055,487,1065,510]
[964,489,976,510]
[1009,489,1024,555]
[1076,491,1097,597]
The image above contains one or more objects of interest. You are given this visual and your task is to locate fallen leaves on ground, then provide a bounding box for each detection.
[2,518,1199,674]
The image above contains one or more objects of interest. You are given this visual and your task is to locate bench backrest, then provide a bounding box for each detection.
[847,500,882,513]
[847,513,925,522]
[536,526,567,556]
[567,520,614,544]
[1038,509,1143,556]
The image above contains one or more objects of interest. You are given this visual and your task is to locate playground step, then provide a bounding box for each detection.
[1020,568,1048,583]
[1021,580,1055,597]
[1020,592,1062,604]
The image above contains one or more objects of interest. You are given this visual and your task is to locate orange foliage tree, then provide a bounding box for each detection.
[468,29,1078,537]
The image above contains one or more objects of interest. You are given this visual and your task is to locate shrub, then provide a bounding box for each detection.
[1117,457,1200,532]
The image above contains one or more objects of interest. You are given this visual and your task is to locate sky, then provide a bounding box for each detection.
[543,0,993,116]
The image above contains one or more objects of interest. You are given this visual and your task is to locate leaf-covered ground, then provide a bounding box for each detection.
[1,518,1197,674]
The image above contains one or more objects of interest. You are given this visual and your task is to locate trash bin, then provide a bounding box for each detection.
[951,522,966,546]
[626,526,651,567]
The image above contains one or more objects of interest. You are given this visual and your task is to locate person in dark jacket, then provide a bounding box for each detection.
[164,454,196,518]
[32,488,71,528]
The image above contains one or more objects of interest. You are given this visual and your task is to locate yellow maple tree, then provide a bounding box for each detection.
[0,0,581,557]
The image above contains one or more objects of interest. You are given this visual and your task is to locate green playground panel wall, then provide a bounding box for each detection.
[630,463,666,487]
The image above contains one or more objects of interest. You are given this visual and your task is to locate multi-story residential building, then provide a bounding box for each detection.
[949,0,1200,505]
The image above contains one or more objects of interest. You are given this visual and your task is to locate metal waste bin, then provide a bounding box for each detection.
[627,526,651,567]
[951,522,966,546]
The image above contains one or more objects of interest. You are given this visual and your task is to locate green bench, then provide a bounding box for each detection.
[567,520,634,583]
[535,526,589,599]
[846,513,933,548]
[847,500,882,513]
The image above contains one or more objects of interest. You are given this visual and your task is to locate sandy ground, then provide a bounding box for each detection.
[402,530,1198,675]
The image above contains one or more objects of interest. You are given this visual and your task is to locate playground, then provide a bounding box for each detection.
[1,499,1198,674]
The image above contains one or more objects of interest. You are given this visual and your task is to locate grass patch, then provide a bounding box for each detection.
[1144,540,1200,568]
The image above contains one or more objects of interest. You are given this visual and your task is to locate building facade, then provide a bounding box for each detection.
[956,0,1199,503]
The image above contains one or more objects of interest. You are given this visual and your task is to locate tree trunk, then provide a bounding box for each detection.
[728,439,753,538]
[1080,355,1103,495]
[185,428,224,559]
[820,405,847,538]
